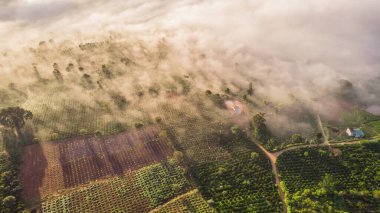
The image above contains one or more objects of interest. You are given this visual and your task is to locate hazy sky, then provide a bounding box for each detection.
[1,0,380,106]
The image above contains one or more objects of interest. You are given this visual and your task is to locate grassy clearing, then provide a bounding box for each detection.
[325,109,380,142]
[277,141,380,212]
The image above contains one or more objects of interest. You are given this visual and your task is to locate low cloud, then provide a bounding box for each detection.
[1,0,380,115]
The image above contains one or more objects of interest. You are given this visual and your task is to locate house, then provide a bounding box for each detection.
[233,105,241,115]
[346,128,364,138]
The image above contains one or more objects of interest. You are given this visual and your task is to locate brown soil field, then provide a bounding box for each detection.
[20,126,172,205]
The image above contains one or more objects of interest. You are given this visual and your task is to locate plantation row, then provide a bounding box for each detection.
[191,144,282,213]
[41,160,191,213]
[277,141,380,212]
[20,126,172,203]
[154,190,213,213]
[157,100,237,164]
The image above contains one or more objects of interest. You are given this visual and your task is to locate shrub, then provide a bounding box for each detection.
[50,133,59,140]
[95,130,103,137]
[250,152,259,160]
[173,151,185,165]
[79,129,88,135]
[135,122,144,129]
[3,195,16,208]
[32,138,40,143]
[155,117,162,123]
[291,134,304,144]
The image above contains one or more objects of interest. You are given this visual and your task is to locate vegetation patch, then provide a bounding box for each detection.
[41,172,151,213]
[191,143,282,213]
[277,142,380,212]
[153,189,213,213]
[135,159,191,207]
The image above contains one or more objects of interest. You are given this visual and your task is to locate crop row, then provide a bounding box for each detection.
[154,190,213,213]
[191,144,282,213]
[277,142,380,212]
[41,159,190,213]
[20,126,172,203]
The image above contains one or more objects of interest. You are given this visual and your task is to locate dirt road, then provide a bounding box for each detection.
[249,115,363,213]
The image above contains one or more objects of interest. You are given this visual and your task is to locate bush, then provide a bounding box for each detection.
[230,125,240,135]
[109,92,128,110]
[250,152,259,160]
[135,122,144,129]
[79,129,88,135]
[155,117,162,123]
[50,133,59,140]
[3,195,16,208]
[95,130,103,137]
[291,134,304,144]
[173,151,185,165]
[32,138,40,144]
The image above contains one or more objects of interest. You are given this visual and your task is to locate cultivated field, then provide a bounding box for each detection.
[152,189,213,213]
[41,160,191,213]
[20,126,172,204]
[277,141,380,212]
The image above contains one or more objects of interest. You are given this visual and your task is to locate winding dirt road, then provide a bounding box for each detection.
[250,115,363,213]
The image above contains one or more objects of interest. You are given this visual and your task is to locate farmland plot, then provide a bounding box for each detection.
[277,141,380,212]
[20,126,172,204]
[153,190,213,213]
[191,144,283,213]
[41,160,191,213]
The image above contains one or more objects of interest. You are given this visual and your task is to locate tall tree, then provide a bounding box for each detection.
[0,107,33,141]
[252,112,269,141]
[247,82,254,95]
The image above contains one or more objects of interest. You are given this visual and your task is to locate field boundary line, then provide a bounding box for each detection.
[148,189,199,213]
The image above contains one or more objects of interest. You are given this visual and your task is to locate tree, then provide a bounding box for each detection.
[250,152,259,160]
[173,151,185,165]
[291,134,304,144]
[101,64,113,78]
[252,113,266,128]
[53,63,63,82]
[230,125,241,135]
[252,113,269,141]
[3,195,16,209]
[247,82,253,95]
[0,107,33,140]
[318,174,335,194]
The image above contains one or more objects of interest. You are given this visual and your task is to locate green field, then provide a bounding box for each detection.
[41,160,191,213]
[191,143,282,212]
[277,141,380,212]
[325,109,380,142]
[154,190,213,213]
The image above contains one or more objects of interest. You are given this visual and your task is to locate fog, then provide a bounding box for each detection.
[1,0,380,118]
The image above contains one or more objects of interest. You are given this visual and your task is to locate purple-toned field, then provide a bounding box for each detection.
[20,126,172,204]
